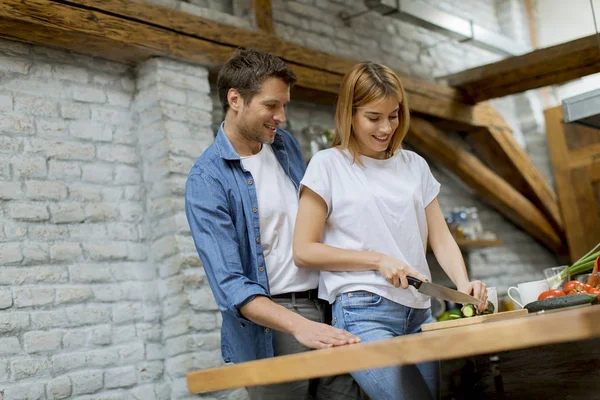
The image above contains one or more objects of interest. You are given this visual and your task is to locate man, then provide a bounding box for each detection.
[185,49,362,400]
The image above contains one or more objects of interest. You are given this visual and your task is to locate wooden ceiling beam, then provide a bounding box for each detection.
[463,125,564,234]
[253,0,275,35]
[36,0,513,130]
[0,0,509,130]
[407,117,564,253]
[444,35,600,102]
[0,0,343,95]
[0,0,231,67]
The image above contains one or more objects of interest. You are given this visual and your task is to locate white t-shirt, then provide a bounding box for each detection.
[241,144,319,295]
[300,147,440,308]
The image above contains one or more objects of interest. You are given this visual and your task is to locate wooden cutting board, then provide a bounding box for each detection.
[422,309,529,332]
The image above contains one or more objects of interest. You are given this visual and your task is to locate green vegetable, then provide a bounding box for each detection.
[461,304,476,318]
[481,302,495,315]
[448,310,461,319]
[525,293,598,313]
[437,309,461,321]
[562,242,600,281]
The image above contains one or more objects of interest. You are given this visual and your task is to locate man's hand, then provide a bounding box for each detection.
[240,296,360,349]
[291,319,361,349]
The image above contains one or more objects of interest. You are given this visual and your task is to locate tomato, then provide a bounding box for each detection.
[538,289,566,300]
[563,281,584,292]
[588,288,600,296]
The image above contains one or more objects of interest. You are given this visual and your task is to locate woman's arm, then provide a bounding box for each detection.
[293,187,428,288]
[426,198,487,309]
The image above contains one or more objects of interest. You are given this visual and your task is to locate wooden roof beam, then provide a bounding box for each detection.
[463,124,564,234]
[35,0,511,130]
[253,0,275,35]
[407,117,564,253]
[443,35,600,102]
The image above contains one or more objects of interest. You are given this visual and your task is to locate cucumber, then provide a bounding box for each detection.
[461,304,476,317]
[481,301,495,315]
[437,309,462,321]
[525,293,598,313]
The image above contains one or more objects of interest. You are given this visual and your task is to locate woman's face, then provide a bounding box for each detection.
[352,96,400,159]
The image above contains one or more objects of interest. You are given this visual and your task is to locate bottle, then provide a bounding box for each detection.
[470,208,483,239]
[457,208,471,239]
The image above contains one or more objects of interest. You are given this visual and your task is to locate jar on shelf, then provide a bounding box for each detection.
[467,207,483,239]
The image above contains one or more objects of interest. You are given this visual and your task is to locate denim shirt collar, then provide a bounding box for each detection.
[215,122,286,161]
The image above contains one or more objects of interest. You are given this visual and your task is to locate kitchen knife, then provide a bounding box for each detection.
[407,276,483,305]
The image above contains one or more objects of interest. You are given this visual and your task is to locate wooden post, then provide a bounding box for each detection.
[253,0,275,34]
[544,106,600,261]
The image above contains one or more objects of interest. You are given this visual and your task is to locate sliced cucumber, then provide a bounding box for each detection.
[437,309,462,321]
[461,304,476,318]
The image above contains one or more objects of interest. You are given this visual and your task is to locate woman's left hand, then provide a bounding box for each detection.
[458,280,488,312]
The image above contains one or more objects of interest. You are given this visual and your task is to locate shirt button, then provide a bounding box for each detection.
[248,180,253,185]
[265,328,271,333]
[259,267,264,272]
[252,207,258,213]
[256,237,261,244]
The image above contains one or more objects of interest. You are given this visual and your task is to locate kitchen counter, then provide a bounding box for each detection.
[187,305,600,394]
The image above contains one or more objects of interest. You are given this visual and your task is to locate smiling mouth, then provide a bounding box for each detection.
[372,135,389,143]
[264,123,277,132]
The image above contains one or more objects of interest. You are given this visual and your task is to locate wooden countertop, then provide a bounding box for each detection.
[187,305,600,394]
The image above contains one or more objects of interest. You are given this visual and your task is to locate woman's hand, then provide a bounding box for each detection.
[377,254,428,288]
[458,280,488,312]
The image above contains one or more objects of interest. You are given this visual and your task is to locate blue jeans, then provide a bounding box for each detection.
[332,291,440,400]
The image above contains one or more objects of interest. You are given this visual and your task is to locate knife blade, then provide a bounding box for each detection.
[407,276,483,305]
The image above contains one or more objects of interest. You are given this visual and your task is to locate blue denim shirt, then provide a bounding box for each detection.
[185,122,306,363]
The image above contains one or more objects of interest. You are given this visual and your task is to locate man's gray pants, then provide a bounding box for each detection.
[246,297,363,400]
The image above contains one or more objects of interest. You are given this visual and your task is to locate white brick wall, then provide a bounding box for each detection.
[0,40,227,399]
[271,0,504,78]
[131,57,226,400]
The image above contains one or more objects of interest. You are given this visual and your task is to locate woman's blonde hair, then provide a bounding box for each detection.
[332,62,409,161]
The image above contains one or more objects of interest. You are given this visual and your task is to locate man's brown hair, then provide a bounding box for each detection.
[217,49,297,115]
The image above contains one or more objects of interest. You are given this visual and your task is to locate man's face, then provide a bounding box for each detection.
[236,77,290,145]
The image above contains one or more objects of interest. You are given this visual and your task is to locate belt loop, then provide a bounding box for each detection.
[291,292,297,308]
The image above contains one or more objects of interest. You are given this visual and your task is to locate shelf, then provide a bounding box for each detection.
[455,238,504,250]
[427,238,504,252]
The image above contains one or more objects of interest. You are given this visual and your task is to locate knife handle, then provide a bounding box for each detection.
[407,276,423,289]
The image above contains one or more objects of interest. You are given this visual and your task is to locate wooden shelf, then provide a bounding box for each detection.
[427,238,504,253]
[455,238,504,250]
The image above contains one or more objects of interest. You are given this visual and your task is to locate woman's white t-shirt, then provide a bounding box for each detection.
[300,147,440,309]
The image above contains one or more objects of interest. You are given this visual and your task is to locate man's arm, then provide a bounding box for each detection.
[240,297,359,349]
[185,171,359,348]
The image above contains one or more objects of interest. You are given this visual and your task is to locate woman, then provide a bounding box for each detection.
[293,62,488,400]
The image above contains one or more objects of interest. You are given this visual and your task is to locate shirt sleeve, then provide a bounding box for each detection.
[299,151,333,216]
[185,171,269,322]
[417,154,441,207]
